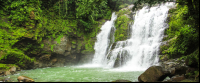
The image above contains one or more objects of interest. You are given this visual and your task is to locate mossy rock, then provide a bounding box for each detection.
[185,48,199,68]
[0,64,18,70]
[119,4,129,10]
[114,15,130,42]
[159,55,169,61]
[116,8,132,16]
[138,66,170,82]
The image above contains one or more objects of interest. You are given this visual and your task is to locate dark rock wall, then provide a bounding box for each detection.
[32,35,95,68]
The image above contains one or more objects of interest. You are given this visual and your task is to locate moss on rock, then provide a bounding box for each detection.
[114,15,130,42]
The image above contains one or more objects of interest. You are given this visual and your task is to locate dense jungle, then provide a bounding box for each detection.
[0,0,199,82]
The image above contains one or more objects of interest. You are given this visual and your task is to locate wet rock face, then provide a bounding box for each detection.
[42,36,85,56]
[185,57,199,68]
[78,53,94,65]
[138,66,170,82]
[32,55,67,68]
[43,36,70,55]
[113,50,129,68]
[5,30,94,69]
[39,54,51,61]
[41,35,93,66]
[169,66,188,78]
[159,58,188,78]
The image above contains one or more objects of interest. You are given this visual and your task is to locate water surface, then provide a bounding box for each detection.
[1,66,143,82]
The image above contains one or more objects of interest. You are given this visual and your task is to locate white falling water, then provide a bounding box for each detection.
[107,2,176,71]
[85,3,175,70]
[91,12,117,67]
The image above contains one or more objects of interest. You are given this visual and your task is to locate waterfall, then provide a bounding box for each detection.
[91,12,117,67]
[90,3,175,70]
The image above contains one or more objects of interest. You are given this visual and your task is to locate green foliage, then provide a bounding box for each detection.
[55,34,64,44]
[164,5,199,58]
[181,48,199,67]
[154,1,200,69]
[0,0,134,69]
[167,5,189,39]
[75,0,111,33]
[114,2,133,41]
[0,47,35,68]
[0,0,42,67]
[117,9,131,16]
[119,3,129,9]
[108,0,137,11]
[41,44,44,48]
[0,64,10,70]
[51,44,55,51]
[104,10,112,20]
[114,14,130,42]
[72,41,76,45]
[82,34,96,53]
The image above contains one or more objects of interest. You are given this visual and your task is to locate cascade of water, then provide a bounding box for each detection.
[90,2,175,71]
[106,2,175,71]
[91,12,117,67]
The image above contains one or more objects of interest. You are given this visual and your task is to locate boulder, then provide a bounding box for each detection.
[159,58,188,77]
[1,68,15,76]
[17,76,35,82]
[112,79,132,82]
[16,66,21,71]
[185,58,199,68]
[170,74,186,82]
[9,66,16,75]
[138,66,170,82]
[0,70,4,76]
[4,70,11,76]
[169,66,188,78]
